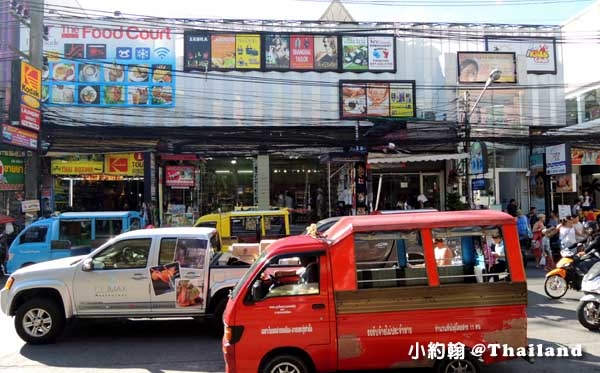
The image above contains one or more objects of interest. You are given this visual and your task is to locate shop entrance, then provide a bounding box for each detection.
[374,172,444,210]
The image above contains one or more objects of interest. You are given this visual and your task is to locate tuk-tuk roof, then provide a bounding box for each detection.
[57,211,140,219]
[325,210,516,242]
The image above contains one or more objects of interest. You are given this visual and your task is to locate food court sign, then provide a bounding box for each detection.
[42,20,175,107]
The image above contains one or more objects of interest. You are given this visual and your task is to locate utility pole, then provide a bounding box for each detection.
[25,0,44,203]
[463,91,471,207]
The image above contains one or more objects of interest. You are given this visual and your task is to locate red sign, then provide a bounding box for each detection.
[20,105,41,131]
[165,166,194,188]
[290,35,314,69]
[2,124,38,150]
[108,157,129,173]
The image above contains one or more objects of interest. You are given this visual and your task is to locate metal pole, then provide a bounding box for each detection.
[29,0,44,69]
[463,91,471,208]
[375,174,382,211]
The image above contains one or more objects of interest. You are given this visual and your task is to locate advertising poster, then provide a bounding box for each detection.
[469,141,488,175]
[571,148,600,165]
[389,83,414,117]
[165,165,195,188]
[183,31,210,71]
[457,52,517,83]
[235,34,261,69]
[486,37,556,74]
[42,21,176,107]
[176,279,204,308]
[340,83,367,118]
[174,238,207,268]
[211,34,236,69]
[458,89,522,127]
[368,36,394,70]
[546,144,570,176]
[290,35,314,69]
[530,153,545,214]
[104,152,144,176]
[51,159,103,175]
[342,36,368,71]
[264,34,290,69]
[366,83,390,117]
[555,174,576,193]
[0,156,24,191]
[355,161,367,215]
[2,124,37,150]
[313,35,338,70]
[150,262,180,296]
[340,80,416,119]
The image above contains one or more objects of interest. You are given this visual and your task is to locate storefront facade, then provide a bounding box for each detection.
[38,18,566,223]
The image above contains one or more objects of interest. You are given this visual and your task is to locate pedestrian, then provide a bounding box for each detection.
[516,210,532,265]
[506,199,518,217]
[531,214,545,268]
[528,207,538,228]
[582,191,594,211]
[541,228,555,271]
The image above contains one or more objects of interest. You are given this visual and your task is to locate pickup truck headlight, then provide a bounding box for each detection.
[3,276,14,291]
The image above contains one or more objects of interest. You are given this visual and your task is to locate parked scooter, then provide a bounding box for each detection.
[544,231,600,299]
[577,261,600,331]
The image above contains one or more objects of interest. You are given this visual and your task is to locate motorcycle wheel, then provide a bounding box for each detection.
[544,275,568,299]
[577,301,600,331]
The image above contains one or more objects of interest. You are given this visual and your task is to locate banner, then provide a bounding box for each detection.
[546,144,570,176]
[290,35,314,70]
[51,159,103,175]
[529,153,545,214]
[469,142,488,175]
[183,32,210,72]
[340,80,416,120]
[2,124,38,150]
[342,36,368,71]
[572,149,600,165]
[314,35,338,70]
[368,37,394,70]
[210,34,236,69]
[457,52,517,84]
[264,34,291,70]
[42,21,176,107]
[166,166,195,188]
[21,61,42,99]
[0,156,25,191]
[235,34,261,69]
[485,36,557,74]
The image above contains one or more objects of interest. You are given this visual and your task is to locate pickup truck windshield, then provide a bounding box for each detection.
[231,250,267,298]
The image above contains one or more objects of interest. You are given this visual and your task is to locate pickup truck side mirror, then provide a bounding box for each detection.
[51,240,71,250]
[82,258,94,271]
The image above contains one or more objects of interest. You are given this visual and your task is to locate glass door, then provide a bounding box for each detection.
[421,173,443,210]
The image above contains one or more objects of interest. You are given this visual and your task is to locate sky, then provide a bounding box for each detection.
[49,0,596,25]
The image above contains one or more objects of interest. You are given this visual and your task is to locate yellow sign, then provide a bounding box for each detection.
[21,61,42,100]
[51,160,104,175]
[236,34,261,69]
[104,153,144,176]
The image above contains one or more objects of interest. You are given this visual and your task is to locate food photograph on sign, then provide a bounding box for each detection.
[265,34,290,69]
[235,34,261,69]
[341,83,367,118]
[314,35,338,70]
[458,52,516,83]
[42,20,176,107]
[290,35,314,70]
[211,34,236,69]
[342,36,369,71]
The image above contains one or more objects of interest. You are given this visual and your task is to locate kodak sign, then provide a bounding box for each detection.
[104,153,144,176]
[20,61,42,100]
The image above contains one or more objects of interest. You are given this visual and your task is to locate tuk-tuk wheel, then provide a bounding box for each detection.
[436,355,481,373]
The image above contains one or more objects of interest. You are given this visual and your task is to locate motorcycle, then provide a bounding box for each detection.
[577,261,600,331]
[544,233,600,299]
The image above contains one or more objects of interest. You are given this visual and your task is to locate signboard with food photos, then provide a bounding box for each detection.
[339,80,416,120]
[42,21,175,107]
[184,31,395,73]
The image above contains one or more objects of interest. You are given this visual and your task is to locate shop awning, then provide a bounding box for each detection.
[367,152,469,165]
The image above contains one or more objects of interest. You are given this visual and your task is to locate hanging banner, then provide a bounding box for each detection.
[342,36,368,71]
[166,166,195,188]
[51,159,103,175]
[210,34,236,69]
[546,144,570,176]
[264,34,290,70]
[368,36,394,70]
[290,35,314,70]
[0,156,25,191]
[313,35,338,71]
[183,31,210,72]
[571,149,600,165]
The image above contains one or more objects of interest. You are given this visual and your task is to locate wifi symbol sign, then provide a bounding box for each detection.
[154,47,170,59]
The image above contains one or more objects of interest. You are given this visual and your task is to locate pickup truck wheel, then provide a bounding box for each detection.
[262,354,309,373]
[15,298,65,344]
[211,298,228,335]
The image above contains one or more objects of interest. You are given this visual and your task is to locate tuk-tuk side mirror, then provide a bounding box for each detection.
[247,280,264,304]
[51,240,71,250]
[82,258,94,271]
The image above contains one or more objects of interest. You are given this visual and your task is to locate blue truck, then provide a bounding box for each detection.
[6,211,144,274]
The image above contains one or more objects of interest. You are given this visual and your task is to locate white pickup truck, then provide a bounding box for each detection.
[0,227,254,344]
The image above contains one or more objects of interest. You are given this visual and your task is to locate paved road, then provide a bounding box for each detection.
[0,268,598,373]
